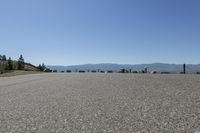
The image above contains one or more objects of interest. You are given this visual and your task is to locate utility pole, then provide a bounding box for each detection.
[183,64,186,74]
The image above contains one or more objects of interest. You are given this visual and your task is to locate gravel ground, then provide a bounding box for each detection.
[0,73,200,132]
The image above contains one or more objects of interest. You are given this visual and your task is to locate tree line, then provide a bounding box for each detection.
[0,54,25,71]
[0,54,49,74]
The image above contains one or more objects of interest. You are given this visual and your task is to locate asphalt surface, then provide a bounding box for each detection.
[0,73,200,133]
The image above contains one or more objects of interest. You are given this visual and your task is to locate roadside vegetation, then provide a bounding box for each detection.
[1,54,199,75]
[0,54,52,76]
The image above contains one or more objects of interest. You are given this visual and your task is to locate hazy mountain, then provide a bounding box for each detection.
[47,63,200,73]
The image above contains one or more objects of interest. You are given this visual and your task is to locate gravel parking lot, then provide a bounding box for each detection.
[0,73,200,132]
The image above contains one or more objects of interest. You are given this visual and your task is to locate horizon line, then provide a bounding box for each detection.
[46,62,200,67]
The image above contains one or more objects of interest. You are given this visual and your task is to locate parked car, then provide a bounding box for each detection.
[107,70,113,73]
[66,70,72,73]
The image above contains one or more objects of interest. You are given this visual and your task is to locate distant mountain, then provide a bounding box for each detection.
[47,63,200,73]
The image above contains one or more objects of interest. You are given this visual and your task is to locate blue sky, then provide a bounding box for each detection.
[0,0,200,66]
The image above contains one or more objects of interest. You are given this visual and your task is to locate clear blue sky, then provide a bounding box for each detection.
[0,0,200,66]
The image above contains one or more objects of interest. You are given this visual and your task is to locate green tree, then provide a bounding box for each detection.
[38,63,46,71]
[38,64,42,71]
[0,58,3,74]
[7,57,13,70]
[2,55,6,61]
[18,54,25,70]
[42,63,46,70]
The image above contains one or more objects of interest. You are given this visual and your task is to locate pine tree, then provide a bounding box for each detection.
[42,63,46,71]
[18,54,25,70]
[0,56,3,73]
[2,55,6,61]
[38,64,42,71]
[38,63,46,71]
[7,57,13,70]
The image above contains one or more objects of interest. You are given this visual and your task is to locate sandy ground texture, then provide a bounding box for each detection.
[0,73,200,132]
[0,70,42,77]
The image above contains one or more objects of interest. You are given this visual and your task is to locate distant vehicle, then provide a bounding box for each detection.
[53,70,57,72]
[160,72,170,74]
[79,70,85,73]
[91,70,96,73]
[119,69,129,73]
[178,72,184,74]
[150,71,157,74]
[138,70,145,73]
[61,71,65,73]
[100,71,105,73]
[44,68,52,72]
[132,71,138,73]
[107,70,113,73]
[66,70,72,73]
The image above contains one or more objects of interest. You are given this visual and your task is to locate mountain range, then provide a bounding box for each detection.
[47,63,200,73]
